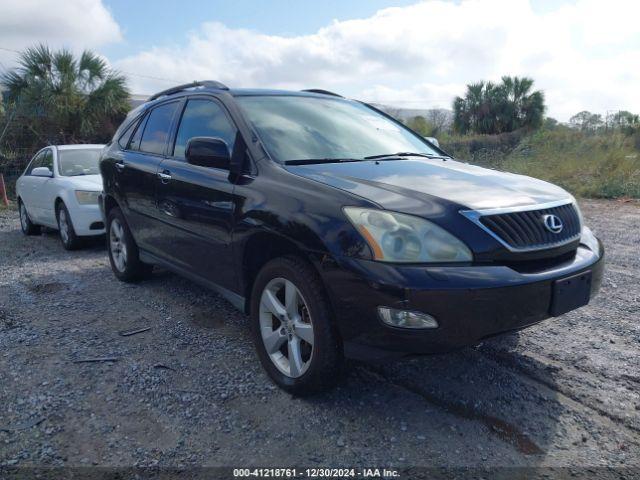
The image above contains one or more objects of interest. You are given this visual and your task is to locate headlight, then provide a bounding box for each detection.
[343,207,473,263]
[75,190,100,205]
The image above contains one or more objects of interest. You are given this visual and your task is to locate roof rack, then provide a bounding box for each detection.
[301,89,343,98]
[148,80,229,101]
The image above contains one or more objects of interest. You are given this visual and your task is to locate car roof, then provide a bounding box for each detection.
[142,86,346,108]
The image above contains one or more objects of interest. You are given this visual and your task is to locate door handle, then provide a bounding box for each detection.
[157,171,172,183]
[114,161,125,172]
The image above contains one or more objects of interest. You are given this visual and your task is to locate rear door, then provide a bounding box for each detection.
[154,96,239,291]
[117,100,181,252]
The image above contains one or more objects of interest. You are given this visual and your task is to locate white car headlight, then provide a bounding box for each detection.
[344,207,473,263]
[75,190,100,205]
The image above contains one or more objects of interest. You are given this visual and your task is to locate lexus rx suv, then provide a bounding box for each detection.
[99,81,604,394]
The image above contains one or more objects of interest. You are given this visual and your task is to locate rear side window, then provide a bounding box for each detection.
[139,102,179,155]
[128,115,146,151]
[173,99,237,159]
[118,118,139,149]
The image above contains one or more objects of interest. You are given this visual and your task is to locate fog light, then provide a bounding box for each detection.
[378,307,439,329]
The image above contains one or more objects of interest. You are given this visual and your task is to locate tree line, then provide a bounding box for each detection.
[1,44,638,160]
[400,75,639,140]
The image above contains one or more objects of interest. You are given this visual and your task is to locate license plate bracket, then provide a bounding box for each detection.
[550,270,592,316]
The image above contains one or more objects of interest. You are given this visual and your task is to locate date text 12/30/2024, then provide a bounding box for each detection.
[233,468,400,478]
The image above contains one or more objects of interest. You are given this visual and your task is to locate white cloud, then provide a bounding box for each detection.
[0,0,121,67]
[2,0,639,121]
[115,0,640,120]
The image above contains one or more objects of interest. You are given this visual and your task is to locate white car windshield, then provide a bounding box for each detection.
[236,95,440,163]
[58,149,101,176]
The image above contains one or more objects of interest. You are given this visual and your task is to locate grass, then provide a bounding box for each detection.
[440,129,640,198]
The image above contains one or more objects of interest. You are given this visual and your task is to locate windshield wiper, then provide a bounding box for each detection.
[364,152,450,160]
[284,158,365,166]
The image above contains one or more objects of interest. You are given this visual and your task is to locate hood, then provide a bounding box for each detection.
[286,158,571,211]
[61,174,103,190]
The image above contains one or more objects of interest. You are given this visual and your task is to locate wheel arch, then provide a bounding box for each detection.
[54,196,65,211]
[102,193,121,219]
[53,195,70,224]
[240,231,328,314]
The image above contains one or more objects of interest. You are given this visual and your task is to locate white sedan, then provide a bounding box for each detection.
[16,144,105,250]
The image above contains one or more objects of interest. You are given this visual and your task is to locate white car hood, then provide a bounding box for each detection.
[61,174,103,190]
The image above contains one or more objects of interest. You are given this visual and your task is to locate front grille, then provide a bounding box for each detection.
[477,203,581,251]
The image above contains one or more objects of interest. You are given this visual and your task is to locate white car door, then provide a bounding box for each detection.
[38,148,60,227]
[30,148,56,225]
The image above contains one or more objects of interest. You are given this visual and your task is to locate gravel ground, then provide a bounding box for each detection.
[0,199,638,475]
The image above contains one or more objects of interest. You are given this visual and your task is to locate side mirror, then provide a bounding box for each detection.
[185,137,230,169]
[424,136,440,148]
[32,167,53,177]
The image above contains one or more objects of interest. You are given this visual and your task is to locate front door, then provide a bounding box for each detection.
[154,97,240,291]
[30,148,55,225]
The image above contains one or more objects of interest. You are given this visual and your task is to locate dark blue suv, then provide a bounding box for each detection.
[100,81,604,394]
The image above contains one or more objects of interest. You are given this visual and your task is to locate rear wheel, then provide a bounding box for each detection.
[251,256,343,395]
[106,207,152,282]
[56,202,82,250]
[18,200,41,235]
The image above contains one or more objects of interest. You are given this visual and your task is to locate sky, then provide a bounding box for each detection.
[0,0,639,121]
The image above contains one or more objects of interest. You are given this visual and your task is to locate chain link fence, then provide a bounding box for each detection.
[0,149,34,200]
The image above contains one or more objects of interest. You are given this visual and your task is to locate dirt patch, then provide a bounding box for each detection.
[25,281,69,294]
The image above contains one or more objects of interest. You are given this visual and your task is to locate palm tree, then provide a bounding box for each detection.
[453,76,545,135]
[1,44,130,146]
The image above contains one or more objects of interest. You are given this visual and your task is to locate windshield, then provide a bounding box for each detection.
[58,149,102,176]
[236,95,440,162]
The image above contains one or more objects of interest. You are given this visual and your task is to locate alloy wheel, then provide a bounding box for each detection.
[20,204,28,231]
[109,218,128,272]
[259,277,314,378]
[58,209,69,244]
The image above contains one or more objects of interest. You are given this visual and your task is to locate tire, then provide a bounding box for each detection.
[56,202,82,250]
[250,255,343,395]
[18,200,41,236]
[106,207,152,282]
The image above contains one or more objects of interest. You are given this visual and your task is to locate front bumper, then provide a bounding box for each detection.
[319,242,604,360]
[69,203,105,236]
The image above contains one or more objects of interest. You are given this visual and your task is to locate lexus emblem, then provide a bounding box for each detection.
[542,214,563,234]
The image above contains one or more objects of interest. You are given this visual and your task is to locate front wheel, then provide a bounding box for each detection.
[57,202,82,250]
[250,256,343,395]
[19,200,41,235]
[106,207,152,282]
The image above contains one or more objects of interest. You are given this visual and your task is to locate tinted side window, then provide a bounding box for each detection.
[173,99,236,159]
[118,118,139,149]
[128,114,146,151]
[139,102,179,155]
